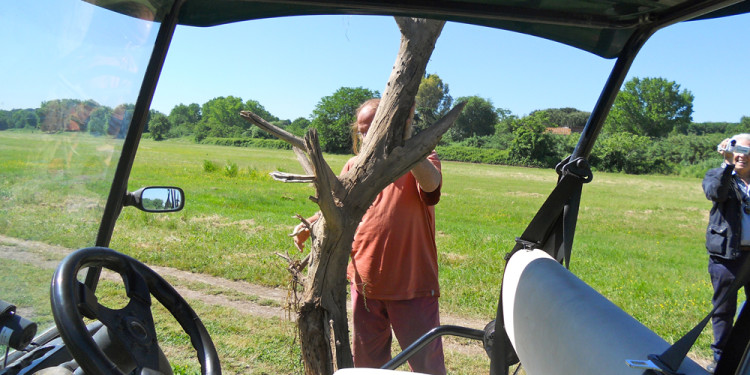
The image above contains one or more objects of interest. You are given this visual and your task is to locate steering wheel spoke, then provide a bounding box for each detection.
[75,280,100,320]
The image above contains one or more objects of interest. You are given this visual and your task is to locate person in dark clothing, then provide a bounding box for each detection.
[703,133,750,373]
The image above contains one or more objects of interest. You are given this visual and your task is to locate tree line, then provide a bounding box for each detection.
[2,75,748,176]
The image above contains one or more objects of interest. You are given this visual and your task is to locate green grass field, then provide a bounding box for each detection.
[0,132,719,372]
[120,138,716,355]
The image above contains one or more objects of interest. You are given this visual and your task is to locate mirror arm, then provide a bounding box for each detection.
[123,188,145,208]
[122,192,137,207]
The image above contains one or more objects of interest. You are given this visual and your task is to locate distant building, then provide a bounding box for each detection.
[545,126,584,135]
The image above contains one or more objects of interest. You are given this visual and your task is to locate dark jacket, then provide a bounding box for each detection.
[703,164,744,259]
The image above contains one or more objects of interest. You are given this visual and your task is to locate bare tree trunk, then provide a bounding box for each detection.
[242,17,464,375]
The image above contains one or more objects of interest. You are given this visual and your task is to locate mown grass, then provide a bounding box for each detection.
[0,132,718,372]
[0,259,56,329]
[0,131,117,249]
[91,278,304,374]
[118,138,715,357]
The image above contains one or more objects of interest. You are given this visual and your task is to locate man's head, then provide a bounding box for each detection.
[731,133,750,176]
[356,101,378,137]
[351,98,380,154]
[350,98,417,154]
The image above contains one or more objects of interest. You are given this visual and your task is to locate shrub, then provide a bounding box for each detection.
[224,161,238,177]
[198,137,291,150]
[436,145,508,164]
[589,132,670,174]
[203,160,218,173]
[675,159,716,179]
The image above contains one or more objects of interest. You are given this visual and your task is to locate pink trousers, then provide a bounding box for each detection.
[351,285,446,375]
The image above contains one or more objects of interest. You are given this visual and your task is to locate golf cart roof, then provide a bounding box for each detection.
[94,0,750,58]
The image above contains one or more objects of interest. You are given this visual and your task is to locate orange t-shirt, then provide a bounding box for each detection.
[345,151,442,300]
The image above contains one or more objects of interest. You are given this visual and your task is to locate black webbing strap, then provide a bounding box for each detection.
[491,157,591,375]
[507,156,592,263]
[715,299,750,374]
[649,254,750,374]
[561,186,582,268]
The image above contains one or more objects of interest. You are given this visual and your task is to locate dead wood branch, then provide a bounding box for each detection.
[294,146,315,175]
[340,17,450,207]
[240,110,307,150]
[305,129,345,230]
[270,171,315,183]
[242,17,453,375]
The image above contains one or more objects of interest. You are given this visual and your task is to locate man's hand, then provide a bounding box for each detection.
[290,214,319,252]
[290,223,310,252]
[719,138,734,165]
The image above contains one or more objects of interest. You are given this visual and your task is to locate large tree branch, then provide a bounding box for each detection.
[344,102,465,203]
[240,110,306,150]
[305,130,345,230]
[341,17,448,204]
[241,17,450,374]
[241,111,316,179]
[359,18,445,160]
[293,146,315,175]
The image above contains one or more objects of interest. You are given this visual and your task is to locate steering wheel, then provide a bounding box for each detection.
[50,247,221,375]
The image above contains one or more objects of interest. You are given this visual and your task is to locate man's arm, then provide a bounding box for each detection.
[411,158,441,192]
[703,165,735,202]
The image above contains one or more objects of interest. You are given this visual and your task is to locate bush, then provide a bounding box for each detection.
[650,133,726,166]
[203,160,218,173]
[198,137,291,150]
[589,132,671,174]
[674,159,717,179]
[224,161,238,177]
[436,145,508,164]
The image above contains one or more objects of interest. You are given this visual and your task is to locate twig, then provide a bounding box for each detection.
[240,111,305,150]
[270,171,315,183]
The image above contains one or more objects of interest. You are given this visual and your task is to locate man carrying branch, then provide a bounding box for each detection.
[293,98,446,374]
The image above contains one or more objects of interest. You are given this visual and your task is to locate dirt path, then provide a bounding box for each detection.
[1,234,715,369]
[0,235,489,358]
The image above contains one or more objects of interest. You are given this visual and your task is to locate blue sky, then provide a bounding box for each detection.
[150,13,750,124]
[2,3,749,124]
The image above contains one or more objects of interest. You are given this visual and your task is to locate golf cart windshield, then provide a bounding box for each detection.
[2,0,750,374]
[0,0,163,334]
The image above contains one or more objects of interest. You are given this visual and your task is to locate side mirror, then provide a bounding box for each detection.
[124,187,184,212]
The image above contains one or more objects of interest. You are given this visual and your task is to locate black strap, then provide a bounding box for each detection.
[507,156,591,264]
[491,157,591,375]
[649,254,750,374]
[715,299,750,374]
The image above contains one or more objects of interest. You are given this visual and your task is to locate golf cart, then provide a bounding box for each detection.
[1,0,749,374]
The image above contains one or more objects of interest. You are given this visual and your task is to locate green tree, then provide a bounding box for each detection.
[244,99,278,124]
[741,116,750,130]
[650,133,724,166]
[533,107,590,129]
[110,104,135,138]
[194,122,210,142]
[414,73,452,134]
[605,77,694,138]
[88,106,112,136]
[149,112,170,141]
[37,99,97,133]
[11,109,39,130]
[38,100,67,132]
[168,103,201,137]
[310,87,379,154]
[449,96,498,142]
[508,111,559,167]
[287,117,311,136]
[0,110,9,130]
[589,132,669,174]
[200,96,246,138]
[74,100,99,132]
